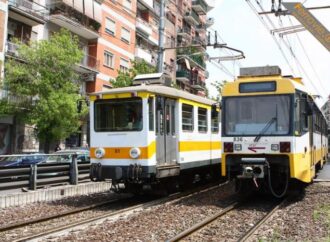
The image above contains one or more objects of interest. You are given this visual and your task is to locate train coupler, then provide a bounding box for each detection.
[237,158,268,179]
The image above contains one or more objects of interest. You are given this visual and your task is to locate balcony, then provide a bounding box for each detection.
[49,12,100,40]
[0,89,33,107]
[135,46,157,66]
[195,24,206,33]
[138,0,153,10]
[192,36,207,50]
[75,54,99,75]
[8,0,49,26]
[192,0,208,15]
[191,80,206,91]
[183,10,200,26]
[176,70,191,83]
[5,41,19,57]
[205,17,215,27]
[177,27,191,39]
[136,18,153,37]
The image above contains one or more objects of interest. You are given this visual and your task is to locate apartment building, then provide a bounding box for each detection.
[0,0,214,153]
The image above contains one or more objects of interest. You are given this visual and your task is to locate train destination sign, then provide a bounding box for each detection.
[283,2,330,52]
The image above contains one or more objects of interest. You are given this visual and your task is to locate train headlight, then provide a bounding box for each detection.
[271,144,279,151]
[129,147,141,159]
[234,144,242,151]
[95,148,105,159]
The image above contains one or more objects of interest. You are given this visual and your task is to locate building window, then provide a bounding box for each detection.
[105,18,116,36]
[123,0,131,9]
[104,51,114,68]
[211,109,219,133]
[121,27,130,43]
[120,58,129,72]
[198,107,207,132]
[182,104,194,131]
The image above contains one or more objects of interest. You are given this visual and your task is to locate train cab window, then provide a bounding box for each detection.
[94,98,143,132]
[148,97,154,131]
[182,104,194,131]
[211,109,219,133]
[198,107,208,132]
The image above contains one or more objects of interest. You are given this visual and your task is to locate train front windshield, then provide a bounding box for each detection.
[223,95,291,136]
[94,97,143,132]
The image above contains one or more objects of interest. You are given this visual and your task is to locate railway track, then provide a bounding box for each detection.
[167,195,288,242]
[3,182,228,242]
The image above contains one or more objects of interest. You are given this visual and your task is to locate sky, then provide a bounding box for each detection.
[206,0,330,107]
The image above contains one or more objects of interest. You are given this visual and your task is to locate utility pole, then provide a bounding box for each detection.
[157,0,165,73]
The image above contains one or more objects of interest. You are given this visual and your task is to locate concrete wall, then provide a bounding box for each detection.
[0,182,112,208]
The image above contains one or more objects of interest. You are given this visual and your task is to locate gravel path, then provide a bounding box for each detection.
[0,191,124,227]
[183,197,277,242]
[56,183,236,242]
[250,182,330,241]
[2,181,329,241]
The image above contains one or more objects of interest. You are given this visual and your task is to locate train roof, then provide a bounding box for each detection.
[90,85,217,106]
[222,75,311,96]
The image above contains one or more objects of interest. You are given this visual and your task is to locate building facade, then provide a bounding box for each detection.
[0,0,214,153]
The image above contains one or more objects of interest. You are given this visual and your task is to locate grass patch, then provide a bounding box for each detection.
[314,204,330,238]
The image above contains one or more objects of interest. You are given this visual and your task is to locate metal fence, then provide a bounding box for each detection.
[0,154,91,191]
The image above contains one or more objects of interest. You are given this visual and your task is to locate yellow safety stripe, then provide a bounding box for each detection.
[179,141,221,152]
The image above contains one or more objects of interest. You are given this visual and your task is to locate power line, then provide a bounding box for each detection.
[245,0,296,74]
[287,16,328,94]
[210,60,236,79]
[252,0,325,97]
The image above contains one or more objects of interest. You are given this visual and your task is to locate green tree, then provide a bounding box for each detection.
[1,29,88,153]
[211,80,228,101]
[112,60,156,88]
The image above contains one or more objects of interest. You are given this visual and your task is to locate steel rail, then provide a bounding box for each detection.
[0,196,130,232]
[167,201,239,242]
[12,182,229,242]
[238,197,288,242]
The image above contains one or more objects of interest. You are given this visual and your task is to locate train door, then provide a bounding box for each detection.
[156,96,178,165]
[309,110,316,178]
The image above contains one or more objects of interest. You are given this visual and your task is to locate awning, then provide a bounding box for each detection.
[185,58,191,70]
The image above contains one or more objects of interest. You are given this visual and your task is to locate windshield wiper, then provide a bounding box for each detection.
[254,117,277,143]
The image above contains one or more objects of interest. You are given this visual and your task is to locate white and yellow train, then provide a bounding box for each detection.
[89,75,221,192]
[221,66,328,197]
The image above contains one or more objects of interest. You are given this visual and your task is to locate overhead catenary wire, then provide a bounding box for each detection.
[210,60,236,79]
[287,16,328,95]
[245,0,296,75]
[250,0,325,97]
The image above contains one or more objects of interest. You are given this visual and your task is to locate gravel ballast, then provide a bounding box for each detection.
[1,182,329,241]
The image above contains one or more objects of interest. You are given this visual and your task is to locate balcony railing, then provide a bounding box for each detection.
[50,7,101,33]
[205,17,215,27]
[0,89,33,107]
[184,10,200,26]
[136,17,153,36]
[5,41,20,57]
[9,0,49,18]
[190,55,206,69]
[176,70,191,80]
[192,0,208,14]
[177,27,191,36]
[79,54,99,71]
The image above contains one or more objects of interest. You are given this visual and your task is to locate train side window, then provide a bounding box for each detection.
[148,97,154,131]
[198,107,208,132]
[299,96,309,132]
[182,104,194,131]
[171,105,175,135]
[211,108,219,133]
